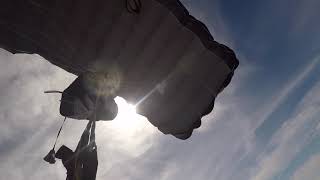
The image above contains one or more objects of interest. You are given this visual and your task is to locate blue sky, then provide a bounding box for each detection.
[0,0,320,180]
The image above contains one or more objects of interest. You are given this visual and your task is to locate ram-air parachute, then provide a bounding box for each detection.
[0,0,239,140]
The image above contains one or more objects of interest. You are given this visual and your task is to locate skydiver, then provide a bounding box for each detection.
[55,145,76,180]
[55,120,98,180]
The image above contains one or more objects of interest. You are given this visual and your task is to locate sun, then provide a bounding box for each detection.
[97,96,156,157]
[111,96,142,130]
[114,96,137,120]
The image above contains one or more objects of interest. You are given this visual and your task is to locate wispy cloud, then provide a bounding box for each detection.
[1,1,320,180]
[250,55,320,130]
[250,73,320,180]
[292,153,320,180]
[0,49,159,180]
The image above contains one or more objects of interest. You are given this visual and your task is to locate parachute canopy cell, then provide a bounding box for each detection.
[0,0,239,139]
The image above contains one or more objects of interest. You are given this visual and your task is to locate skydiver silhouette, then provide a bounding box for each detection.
[55,145,76,180]
[55,120,98,180]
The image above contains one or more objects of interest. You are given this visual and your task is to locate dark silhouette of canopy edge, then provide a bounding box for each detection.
[0,0,239,140]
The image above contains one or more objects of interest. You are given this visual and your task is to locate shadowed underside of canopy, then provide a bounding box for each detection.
[0,0,239,139]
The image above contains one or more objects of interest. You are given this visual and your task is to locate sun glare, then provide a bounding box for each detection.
[97,96,156,157]
[112,96,141,130]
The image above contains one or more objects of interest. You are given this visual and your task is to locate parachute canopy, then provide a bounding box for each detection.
[0,0,239,139]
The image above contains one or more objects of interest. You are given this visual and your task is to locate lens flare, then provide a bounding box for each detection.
[97,96,155,157]
[113,96,139,129]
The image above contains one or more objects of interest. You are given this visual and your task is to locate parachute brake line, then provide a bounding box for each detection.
[90,92,100,145]
[43,116,67,164]
[52,117,67,150]
[126,0,142,14]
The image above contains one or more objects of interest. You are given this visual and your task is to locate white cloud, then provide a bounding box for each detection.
[292,153,320,180]
[250,55,320,130]
[250,74,320,180]
[1,43,315,180]
[0,50,77,180]
[182,0,236,48]
[0,50,157,180]
[1,1,318,179]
